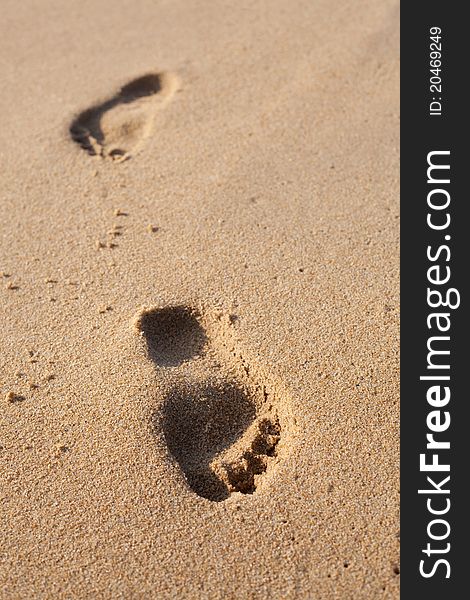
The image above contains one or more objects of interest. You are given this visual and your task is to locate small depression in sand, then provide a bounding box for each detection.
[70,71,179,161]
[136,305,207,367]
[160,382,281,502]
[137,305,288,502]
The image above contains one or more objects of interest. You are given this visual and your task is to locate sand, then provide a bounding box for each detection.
[0,0,399,598]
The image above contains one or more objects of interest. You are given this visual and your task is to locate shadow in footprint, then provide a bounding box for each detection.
[159,382,257,502]
[136,306,207,367]
[70,72,178,161]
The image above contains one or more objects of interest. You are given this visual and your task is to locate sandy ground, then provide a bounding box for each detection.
[0,0,399,598]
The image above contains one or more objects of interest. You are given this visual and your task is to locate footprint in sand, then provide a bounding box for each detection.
[135,305,294,502]
[70,72,179,162]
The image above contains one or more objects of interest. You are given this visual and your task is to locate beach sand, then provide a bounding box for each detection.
[0,0,399,597]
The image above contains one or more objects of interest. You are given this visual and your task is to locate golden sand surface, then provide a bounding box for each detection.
[0,0,399,597]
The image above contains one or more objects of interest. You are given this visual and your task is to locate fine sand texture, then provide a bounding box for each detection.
[0,0,399,598]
